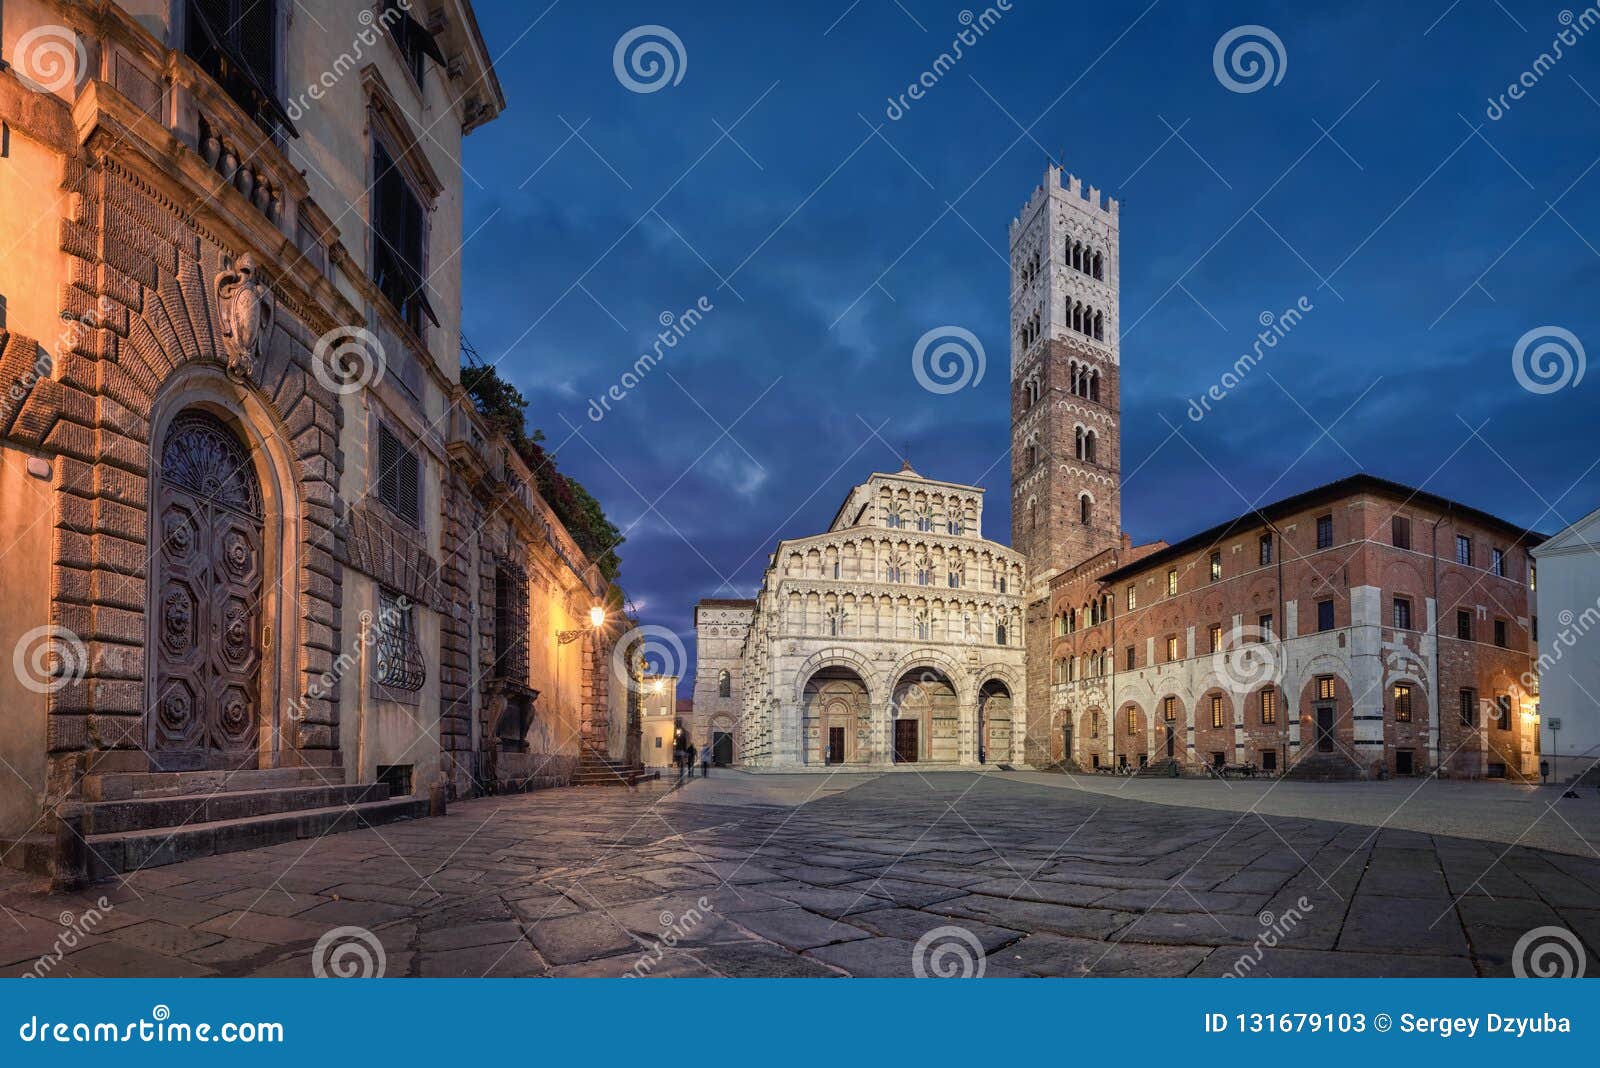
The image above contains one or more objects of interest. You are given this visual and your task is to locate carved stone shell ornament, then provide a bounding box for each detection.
[214,253,275,383]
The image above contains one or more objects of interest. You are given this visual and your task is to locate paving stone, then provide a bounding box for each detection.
[419,940,544,977]
[196,910,330,944]
[419,921,525,952]
[1337,895,1470,957]
[848,907,1022,952]
[524,912,638,965]
[66,939,217,977]
[295,898,414,927]
[694,940,842,977]
[965,877,1116,907]
[206,888,329,917]
[106,920,223,956]
[555,950,716,977]
[805,935,1029,978]
[762,882,895,917]
[942,894,1130,939]
[183,936,274,968]
[1193,946,1476,977]
[837,877,968,908]
[732,907,872,951]
[1003,933,1210,977]
[1114,909,1285,947]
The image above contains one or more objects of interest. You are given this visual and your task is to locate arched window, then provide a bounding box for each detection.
[1028,498,1038,529]
[1085,430,1097,464]
[1090,369,1101,403]
[1094,310,1104,341]
[1093,252,1103,279]
[915,610,931,641]
[717,670,731,698]
[1080,495,1092,525]
[1071,241,1081,270]
[1072,302,1082,333]
[1074,426,1085,460]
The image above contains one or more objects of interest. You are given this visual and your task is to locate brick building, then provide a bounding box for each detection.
[1010,167,1543,780]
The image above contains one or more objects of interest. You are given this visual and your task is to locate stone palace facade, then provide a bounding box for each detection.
[0,0,621,880]
[703,465,1026,769]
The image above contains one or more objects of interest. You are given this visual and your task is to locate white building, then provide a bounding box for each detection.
[1531,506,1600,783]
[722,464,1027,769]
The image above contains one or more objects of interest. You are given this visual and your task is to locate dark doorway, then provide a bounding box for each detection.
[826,726,845,765]
[1262,750,1277,773]
[894,719,919,763]
[712,731,733,766]
[1063,726,1073,763]
[1165,724,1176,760]
[1316,704,1336,752]
[1396,749,1414,776]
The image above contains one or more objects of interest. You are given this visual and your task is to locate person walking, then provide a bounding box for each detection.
[701,747,711,779]
[686,743,698,779]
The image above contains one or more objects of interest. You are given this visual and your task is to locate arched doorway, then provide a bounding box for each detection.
[149,410,267,771]
[891,668,958,763]
[977,679,1013,763]
[802,667,870,765]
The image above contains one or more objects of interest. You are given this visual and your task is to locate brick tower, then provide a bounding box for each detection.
[1010,166,1123,765]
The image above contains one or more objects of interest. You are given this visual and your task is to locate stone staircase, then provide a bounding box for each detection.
[1284,750,1366,782]
[1134,758,1196,778]
[571,742,648,787]
[0,766,429,883]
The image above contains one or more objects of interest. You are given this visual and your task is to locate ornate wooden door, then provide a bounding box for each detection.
[150,412,266,772]
[894,719,918,763]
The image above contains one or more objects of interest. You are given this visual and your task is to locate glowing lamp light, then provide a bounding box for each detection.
[588,605,606,629]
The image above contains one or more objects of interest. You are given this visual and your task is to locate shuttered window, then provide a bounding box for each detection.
[184,1,291,134]
[377,423,421,526]
[373,140,435,335]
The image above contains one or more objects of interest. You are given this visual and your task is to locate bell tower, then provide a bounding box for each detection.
[1009,165,1123,590]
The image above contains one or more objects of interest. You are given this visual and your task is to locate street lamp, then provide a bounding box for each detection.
[559,604,606,645]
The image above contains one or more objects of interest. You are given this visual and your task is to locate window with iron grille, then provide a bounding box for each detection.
[1393,596,1412,630]
[376,764,413,797]
[374,588,425,691]
[492,565,530,682]
[1392,515,1411,550]
[1260,688,1278,724]
[1316,514,1333,550]
[1393,683,1413,722]
[376,422,421,526]
[1210,694,1224,728]
[1459,688,1477,726]
[184,1,290,134]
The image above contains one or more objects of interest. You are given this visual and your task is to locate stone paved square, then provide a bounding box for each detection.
[4,771,1597,978]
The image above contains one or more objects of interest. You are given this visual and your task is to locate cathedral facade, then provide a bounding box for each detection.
[702,466,1025,769]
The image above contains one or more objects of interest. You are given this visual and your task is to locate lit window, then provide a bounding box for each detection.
[1167,568,1178,595]
[1317,675,1337,701]
[1209,551,1222,582]
[1210,694,1224,728]
[1208,623,1222,653]
[1394,683,1412,722]
[1163,696,1177,722]
[1166,635,1179,662]
[1127,708,1138,734]
[1260,688,1278,725]
[1126,584,1137,610]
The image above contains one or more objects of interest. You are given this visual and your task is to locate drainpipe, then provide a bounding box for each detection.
[1431,507,1450,776]
[1258,517,1288,773]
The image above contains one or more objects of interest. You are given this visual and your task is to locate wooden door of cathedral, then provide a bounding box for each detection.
[149,412,266,772]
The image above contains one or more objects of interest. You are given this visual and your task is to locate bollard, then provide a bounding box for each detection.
[428,780,448,817]
[52,804,88,893]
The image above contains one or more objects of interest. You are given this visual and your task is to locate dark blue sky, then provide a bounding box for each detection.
[459,0,1600,691]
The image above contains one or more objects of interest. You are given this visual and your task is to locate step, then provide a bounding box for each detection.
[85,766,339,802]
[83,783,392,836]
[85,796,430,879]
